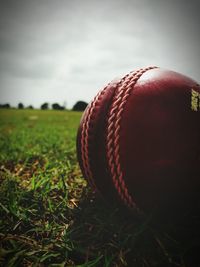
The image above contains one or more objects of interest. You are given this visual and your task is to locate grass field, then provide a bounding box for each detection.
[0,109,199,267]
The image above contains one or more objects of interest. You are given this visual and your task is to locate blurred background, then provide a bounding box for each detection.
[0,0,199,109]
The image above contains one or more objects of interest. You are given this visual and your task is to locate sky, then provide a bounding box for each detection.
[0,0,199,109]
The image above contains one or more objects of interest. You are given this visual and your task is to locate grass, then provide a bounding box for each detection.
[0,109,200,267]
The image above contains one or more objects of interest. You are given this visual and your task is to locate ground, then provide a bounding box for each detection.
[0,109,199,267]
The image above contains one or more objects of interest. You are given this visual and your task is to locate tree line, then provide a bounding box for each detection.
[0,101,88,111]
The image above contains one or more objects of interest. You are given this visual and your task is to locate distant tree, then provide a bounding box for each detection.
[5,103,11,109]
[18,103,24,109]
[41,103,49,110]
[52,103,64,110]
[27,105,34,109]
[72,101,88,111]
[0,103,10,109]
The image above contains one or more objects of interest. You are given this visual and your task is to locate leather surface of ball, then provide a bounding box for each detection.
[76,67,200,215]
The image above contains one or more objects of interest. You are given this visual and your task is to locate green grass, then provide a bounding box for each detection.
[0,109,199,267]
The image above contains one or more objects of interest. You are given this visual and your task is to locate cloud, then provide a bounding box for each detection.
[0,0,199,108]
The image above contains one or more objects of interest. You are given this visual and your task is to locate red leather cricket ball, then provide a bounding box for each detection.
[77,67,200,215]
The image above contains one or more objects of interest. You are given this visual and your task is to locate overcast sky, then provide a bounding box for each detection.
[0,0,199,108]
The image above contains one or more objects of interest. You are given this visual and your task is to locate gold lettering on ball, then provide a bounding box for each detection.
[191,89,200,111]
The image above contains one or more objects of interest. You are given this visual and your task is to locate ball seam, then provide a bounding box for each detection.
[80,87,108,190]
[106,66,158,210]
[80,73,132,191]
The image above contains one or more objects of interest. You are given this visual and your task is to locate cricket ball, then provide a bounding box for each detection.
[77,67,200,215]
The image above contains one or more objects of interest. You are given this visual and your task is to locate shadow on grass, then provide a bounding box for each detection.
[70,194,200,267]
